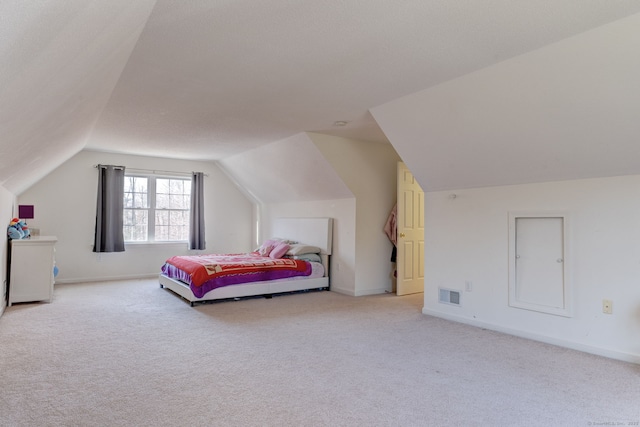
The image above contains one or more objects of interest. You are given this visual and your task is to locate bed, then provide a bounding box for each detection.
[159,217,333,306]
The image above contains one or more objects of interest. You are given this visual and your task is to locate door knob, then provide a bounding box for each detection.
[399,233,406,238]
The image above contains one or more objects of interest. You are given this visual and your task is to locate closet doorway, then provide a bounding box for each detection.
[396,162,425,295]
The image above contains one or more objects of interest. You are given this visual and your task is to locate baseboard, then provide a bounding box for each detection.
[55,273,159,284]
[422,308,640,365]
[330,286,356,296]
[330,287,391,297]
[354,287,391,296]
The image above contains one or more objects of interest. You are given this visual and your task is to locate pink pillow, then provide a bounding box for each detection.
[258,239,277,256]
[258,239,279,256]
[270,242,290,259]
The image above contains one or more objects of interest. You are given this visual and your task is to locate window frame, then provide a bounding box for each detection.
[123,173,192,244]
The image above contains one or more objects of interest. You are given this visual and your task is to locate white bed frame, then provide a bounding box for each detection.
[159,217,333,306]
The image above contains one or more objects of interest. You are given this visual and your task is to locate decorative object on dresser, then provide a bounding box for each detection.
[7,236,58,306]
[7,217,31,240]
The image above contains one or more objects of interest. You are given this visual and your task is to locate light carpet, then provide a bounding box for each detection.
[0,279,638,426]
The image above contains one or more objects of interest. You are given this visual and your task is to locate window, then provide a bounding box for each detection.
[123,175,191,242]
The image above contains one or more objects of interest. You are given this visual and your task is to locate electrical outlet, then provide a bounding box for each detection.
[602,299,613,314]
[465,281,473,292]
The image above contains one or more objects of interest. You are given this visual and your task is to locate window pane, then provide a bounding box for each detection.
[154,209,189,241]
[156,194,169,209]
[156,179,170,194]
[124,224,148,241]
[124,177,134,192]
[134,178,147,193]
[174,225,188,241]
[134,210,148,224]
[132,193,146,208]
[123,209,133,224]
[169,180,183,193]
[170,210,188,225]
[156,210,168,226]
[168,195,177,209]
[133,224,148,241]
[125,177,149,211]
[169,195,188,209]
[124,208,148,241]
[164,223,187,241]
[155,225,169,241]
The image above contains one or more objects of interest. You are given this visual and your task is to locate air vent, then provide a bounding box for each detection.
[439,288,461,306]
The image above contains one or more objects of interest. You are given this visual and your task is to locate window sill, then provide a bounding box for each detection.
[125,241,188,249]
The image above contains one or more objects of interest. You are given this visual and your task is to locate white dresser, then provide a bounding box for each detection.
[8,236,58,306]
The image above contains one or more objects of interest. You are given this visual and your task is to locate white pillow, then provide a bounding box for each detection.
[287,243,321,255]
[292,253,322,263]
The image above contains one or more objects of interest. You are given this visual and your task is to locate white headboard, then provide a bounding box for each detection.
[273,217,333,255]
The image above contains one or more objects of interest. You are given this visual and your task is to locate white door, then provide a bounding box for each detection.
[397,162,424,296]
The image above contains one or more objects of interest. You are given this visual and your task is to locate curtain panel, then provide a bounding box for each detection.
[93,165,125,252]
[189,171,206,250]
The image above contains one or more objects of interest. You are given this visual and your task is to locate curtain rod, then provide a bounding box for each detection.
[94,165,208,177]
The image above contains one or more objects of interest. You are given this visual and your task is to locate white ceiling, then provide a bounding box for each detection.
[3,1,640,194]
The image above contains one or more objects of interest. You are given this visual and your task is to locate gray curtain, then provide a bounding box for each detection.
[93,165,125,252]
[189,172,206,250]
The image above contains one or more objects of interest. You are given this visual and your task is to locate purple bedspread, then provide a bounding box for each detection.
[161,262,312,298]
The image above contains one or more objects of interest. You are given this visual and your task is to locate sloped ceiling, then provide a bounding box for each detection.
[0,0,156,194]
[218,133,352,204]
[2,1,640,195]
[372,13,640,192]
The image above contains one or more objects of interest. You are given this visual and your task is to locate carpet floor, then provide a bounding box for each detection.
[0,279,638,426]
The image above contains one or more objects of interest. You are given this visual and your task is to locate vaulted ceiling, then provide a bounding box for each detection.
[2,1,640,194]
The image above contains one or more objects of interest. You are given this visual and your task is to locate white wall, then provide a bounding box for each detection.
[310,134,401,296]
[422,175,640,363]
[17,150,254,283]
[0,186,16,316]
[262,199,356,296]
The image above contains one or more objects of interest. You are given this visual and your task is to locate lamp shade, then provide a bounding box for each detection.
[18,205,34,219]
